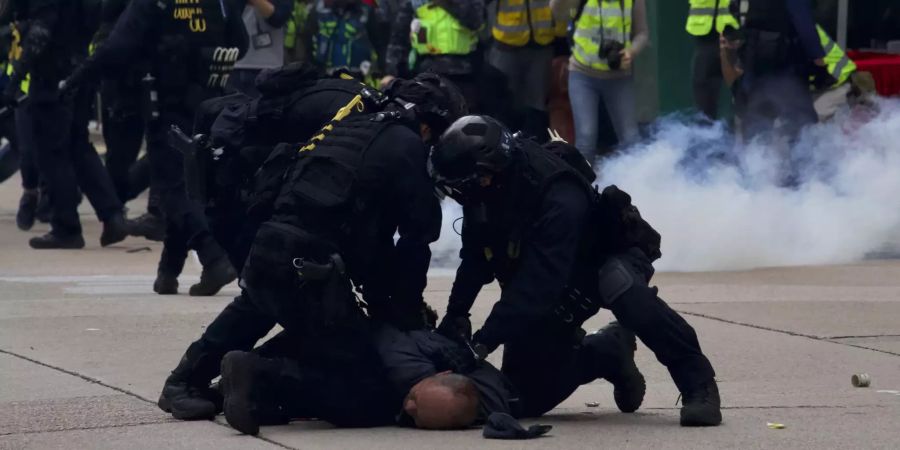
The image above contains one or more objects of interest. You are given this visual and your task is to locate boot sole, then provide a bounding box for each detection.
[29,239,86,250]
[100,230,129,247]
[158,390,216,420]
[680,408,723,426]
[221,351,261,435]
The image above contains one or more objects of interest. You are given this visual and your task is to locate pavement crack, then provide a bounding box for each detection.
[0,347,156,404]
[676,310,900,357]
[0,348,296,449]
[826,334,900,339]
[0,420,173,437]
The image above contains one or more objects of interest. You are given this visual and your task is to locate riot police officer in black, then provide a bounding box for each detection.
[4,0,129,249]
[191,63,386,272]
[157,74,467,421]
[737,0,825,143]
[95,0,165,241]
[430,116,722,427]
[64,0,249,295]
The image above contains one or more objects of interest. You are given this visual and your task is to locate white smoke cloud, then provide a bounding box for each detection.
[432,99,900,272]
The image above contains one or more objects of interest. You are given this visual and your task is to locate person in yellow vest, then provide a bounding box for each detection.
[810,25,856,122]
[489,0,563,140]
[686,0,740,119]
[381,0,484,110]
[551,0,649,161]
[3,22,42,231]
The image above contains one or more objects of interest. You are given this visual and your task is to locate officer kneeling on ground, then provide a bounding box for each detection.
[158,74,468,421]
[215,319,641,437]
[430,116,722,427]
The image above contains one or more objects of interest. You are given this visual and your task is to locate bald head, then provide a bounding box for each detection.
[404,372,480,430]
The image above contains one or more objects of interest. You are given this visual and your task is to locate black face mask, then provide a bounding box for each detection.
[435,173,483,206]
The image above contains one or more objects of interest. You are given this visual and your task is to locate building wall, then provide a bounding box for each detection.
[635,0,733,122]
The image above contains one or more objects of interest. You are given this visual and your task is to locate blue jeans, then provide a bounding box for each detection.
[567,70,638,161]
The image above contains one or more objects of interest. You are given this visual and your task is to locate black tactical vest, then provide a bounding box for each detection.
[273,114,397,235]
[471,139,660,283]
[155,0,238,97]
[744,0,791,34]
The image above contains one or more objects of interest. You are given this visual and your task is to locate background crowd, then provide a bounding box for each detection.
[0,0,898,268]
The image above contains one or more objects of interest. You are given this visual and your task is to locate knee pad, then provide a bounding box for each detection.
[597,258,635,307]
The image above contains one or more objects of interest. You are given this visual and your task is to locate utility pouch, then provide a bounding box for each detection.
[593,185,661,261]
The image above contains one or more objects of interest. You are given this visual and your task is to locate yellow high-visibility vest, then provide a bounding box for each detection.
[685,0,739,36]
[573,0,633,71]
[493,0,556,47]
[817,25,856,88]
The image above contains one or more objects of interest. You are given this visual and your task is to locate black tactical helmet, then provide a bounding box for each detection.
[430,115,515,203]
[385,73,468,135]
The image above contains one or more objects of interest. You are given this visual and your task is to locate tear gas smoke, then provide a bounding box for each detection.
[430,99,900,272]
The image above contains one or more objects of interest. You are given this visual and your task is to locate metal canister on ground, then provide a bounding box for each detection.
[851,373,871,388]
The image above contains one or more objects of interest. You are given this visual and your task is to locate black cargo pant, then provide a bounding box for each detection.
[692,34,725,120]
[100,79,153,205]
[22,79,122,236]
[12,97,40,191]
[146,106,222,275]
[593,248,715,393]
[502,324,629,418]
[174,221,358,388]
[246,330,399,427]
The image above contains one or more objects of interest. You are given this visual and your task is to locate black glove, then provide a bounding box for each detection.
[57,77,77,99]
[811,64,838,91]
[483,413,552,440]
[1,81,21,109]
[436,314,472,344]
[434,341,477,374]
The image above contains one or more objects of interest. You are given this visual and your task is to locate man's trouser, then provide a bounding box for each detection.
[812,83,851,122]
[23,79,122,236]
[487,44,553,141]
[145,107,224,275]
[243,330,399,427]
[692,34,725,120]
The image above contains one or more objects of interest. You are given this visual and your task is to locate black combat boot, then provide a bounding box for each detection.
[100,212,129,247]
[158,342,222,420]
[16,189,38,231]
[680,380,722,426]
[29,232,85,250]
[190,238,237,296]
[220,351,291,435]
[127,212,166,242]
[153,272,179,295]
[154,245,186,295]
[597,322,646,413]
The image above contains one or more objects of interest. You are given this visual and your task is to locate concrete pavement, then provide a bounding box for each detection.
[1,175,899,449]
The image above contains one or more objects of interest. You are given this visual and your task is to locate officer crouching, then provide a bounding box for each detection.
[430,116,722,427]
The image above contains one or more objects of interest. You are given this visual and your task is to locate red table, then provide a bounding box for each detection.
[848,51,900,97]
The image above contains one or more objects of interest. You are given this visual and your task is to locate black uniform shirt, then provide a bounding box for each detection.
[372,323,516,419]
[448,178,594,352]
[74,0,248,85]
